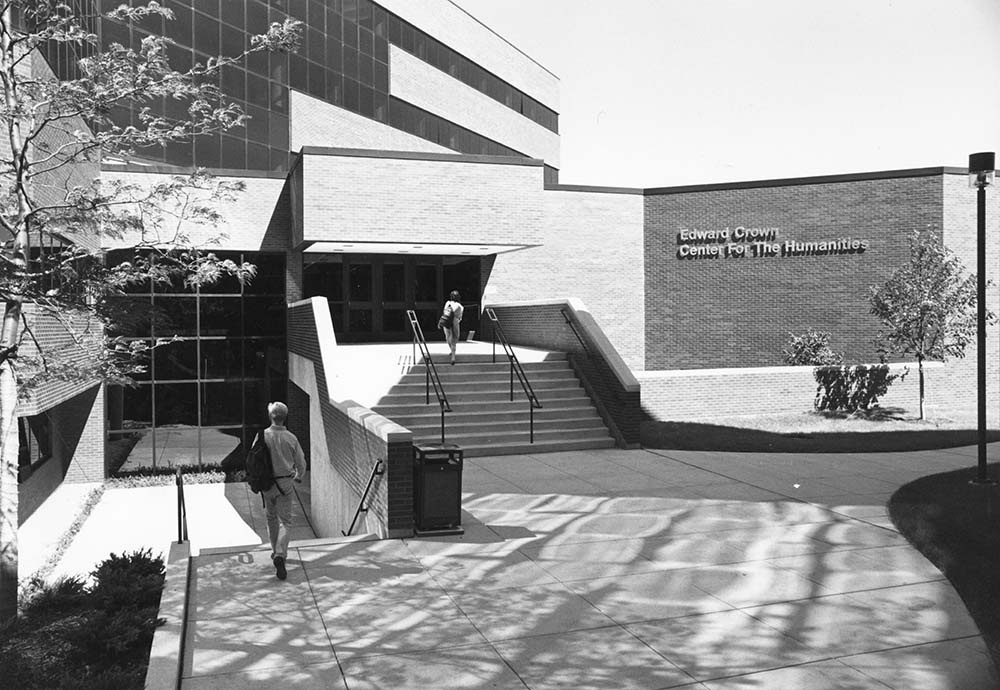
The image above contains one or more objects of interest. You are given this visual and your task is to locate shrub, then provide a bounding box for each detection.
[90,549,166,612]
[783,329,844,366]
[19,576,88,623]
[0,551,166,690]
[814,364,905,412]
[109,464,226,486]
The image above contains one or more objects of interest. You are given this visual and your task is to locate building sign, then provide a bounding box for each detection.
[676,226,869,260]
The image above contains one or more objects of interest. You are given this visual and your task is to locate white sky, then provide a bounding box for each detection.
[453,0,1000,188]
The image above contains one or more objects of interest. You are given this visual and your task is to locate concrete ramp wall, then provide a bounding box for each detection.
[287,297,414,539]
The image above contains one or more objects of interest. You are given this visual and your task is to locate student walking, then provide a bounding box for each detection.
[439,290,464,365]
[262,401,306,580]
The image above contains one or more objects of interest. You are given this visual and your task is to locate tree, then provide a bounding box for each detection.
[0,1,299,621]
[869,231,986,420]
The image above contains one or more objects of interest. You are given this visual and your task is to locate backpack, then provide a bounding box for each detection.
[245,431,274,494]
[437,304,454,329]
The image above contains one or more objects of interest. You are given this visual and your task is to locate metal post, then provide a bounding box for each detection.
[426,366,430,405]
[510,363,514,401]
[976,181,991,483]
[529,402,534,443]
[440,405,445,444]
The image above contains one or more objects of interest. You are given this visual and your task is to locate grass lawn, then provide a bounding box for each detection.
[641,406,1000,453]
[888,464,1000,672]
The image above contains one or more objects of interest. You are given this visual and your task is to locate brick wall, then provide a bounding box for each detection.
[288,298,413,539]
[18,304,102,416]
[99,171,289,251]
[639,362,932,420]
[290,90,452,154]
[376,0,559,111]
[19,383,103,524]
[481,299,641,446]
[300,149,545,248]
[390,46,560,166]
[641,168,1000,423]
[939,172,1000,419]
[486,186,645,369]
[645,172,945,370]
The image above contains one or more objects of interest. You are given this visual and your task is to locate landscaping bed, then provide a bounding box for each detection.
[0,550,165,690]
[641,407,1000,453]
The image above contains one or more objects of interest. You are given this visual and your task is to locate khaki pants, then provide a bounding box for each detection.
[263,477,295,559]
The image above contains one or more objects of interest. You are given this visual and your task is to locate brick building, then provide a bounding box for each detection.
[20,0,997,521]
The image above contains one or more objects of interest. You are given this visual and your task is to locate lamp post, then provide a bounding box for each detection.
[971,151,995,485]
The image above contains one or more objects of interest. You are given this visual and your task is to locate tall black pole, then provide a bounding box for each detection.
[977,179,988,482]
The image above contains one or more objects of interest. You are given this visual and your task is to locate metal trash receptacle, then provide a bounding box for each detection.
[413,443,464,535]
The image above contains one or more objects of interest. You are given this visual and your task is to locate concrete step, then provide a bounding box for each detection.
[441,437,617,458]
[378,385,583,406]
[416,351,567,364]
[404,417,608,435]
[378,405,601,426]
[374,395,593,417]
[399,368,579,385]
[393,378,579,394]
[409,360,571,375]
[415,426,611,447]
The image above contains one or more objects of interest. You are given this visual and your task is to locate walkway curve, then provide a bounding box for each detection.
[180,446,998,689]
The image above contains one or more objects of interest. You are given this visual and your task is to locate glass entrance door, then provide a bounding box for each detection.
[303,254,481,343]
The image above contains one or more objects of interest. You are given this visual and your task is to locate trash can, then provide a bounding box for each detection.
[413,443,464,535]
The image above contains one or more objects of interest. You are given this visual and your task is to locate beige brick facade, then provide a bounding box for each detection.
[377,0,559,110]
[99,170,289,251]
[299,149,545,248]
[486,186,645,369]
[290,90,452,155]
[389,47,560,167]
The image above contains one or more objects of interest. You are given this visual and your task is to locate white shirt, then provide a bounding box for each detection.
[264,425,306,479]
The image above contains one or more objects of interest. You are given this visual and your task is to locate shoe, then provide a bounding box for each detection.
[274,556,287,580]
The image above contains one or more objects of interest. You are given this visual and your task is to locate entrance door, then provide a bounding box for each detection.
[380,259,407,338]
[302,254,480,342]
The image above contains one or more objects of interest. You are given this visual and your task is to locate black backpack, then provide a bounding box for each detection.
[245,431,274,494]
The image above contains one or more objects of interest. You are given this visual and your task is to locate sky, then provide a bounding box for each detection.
[453,0,1000,188]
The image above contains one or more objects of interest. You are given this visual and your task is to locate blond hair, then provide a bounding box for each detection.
[267,401,288,423]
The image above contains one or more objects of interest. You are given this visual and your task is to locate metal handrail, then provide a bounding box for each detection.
[560,307,628,448]
[175,468,188,544]
[560,308,593,358]
[407,310,452,443]
[485,308,542,442]
[342,459,384,537]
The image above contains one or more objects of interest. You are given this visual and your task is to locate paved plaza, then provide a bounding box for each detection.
[179,446,998,689]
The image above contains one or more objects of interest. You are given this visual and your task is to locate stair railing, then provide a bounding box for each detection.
[342,458,384,537]
[175,468,188,544]
[560,307,628,448]
[485,308,542,442]
[407,310,452,443]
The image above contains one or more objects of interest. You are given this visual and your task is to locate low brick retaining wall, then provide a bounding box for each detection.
[638,361,940,420]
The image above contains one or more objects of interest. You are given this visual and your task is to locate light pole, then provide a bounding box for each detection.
[971,151,995,485]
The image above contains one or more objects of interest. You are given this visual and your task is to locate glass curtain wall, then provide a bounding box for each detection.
[83,0,556,171]
[105,251,286,472]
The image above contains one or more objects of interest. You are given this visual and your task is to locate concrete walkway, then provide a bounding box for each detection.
[180,445,999,689]
[46,479,314,583]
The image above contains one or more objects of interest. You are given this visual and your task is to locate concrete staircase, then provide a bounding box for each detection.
[372,351,616,457]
